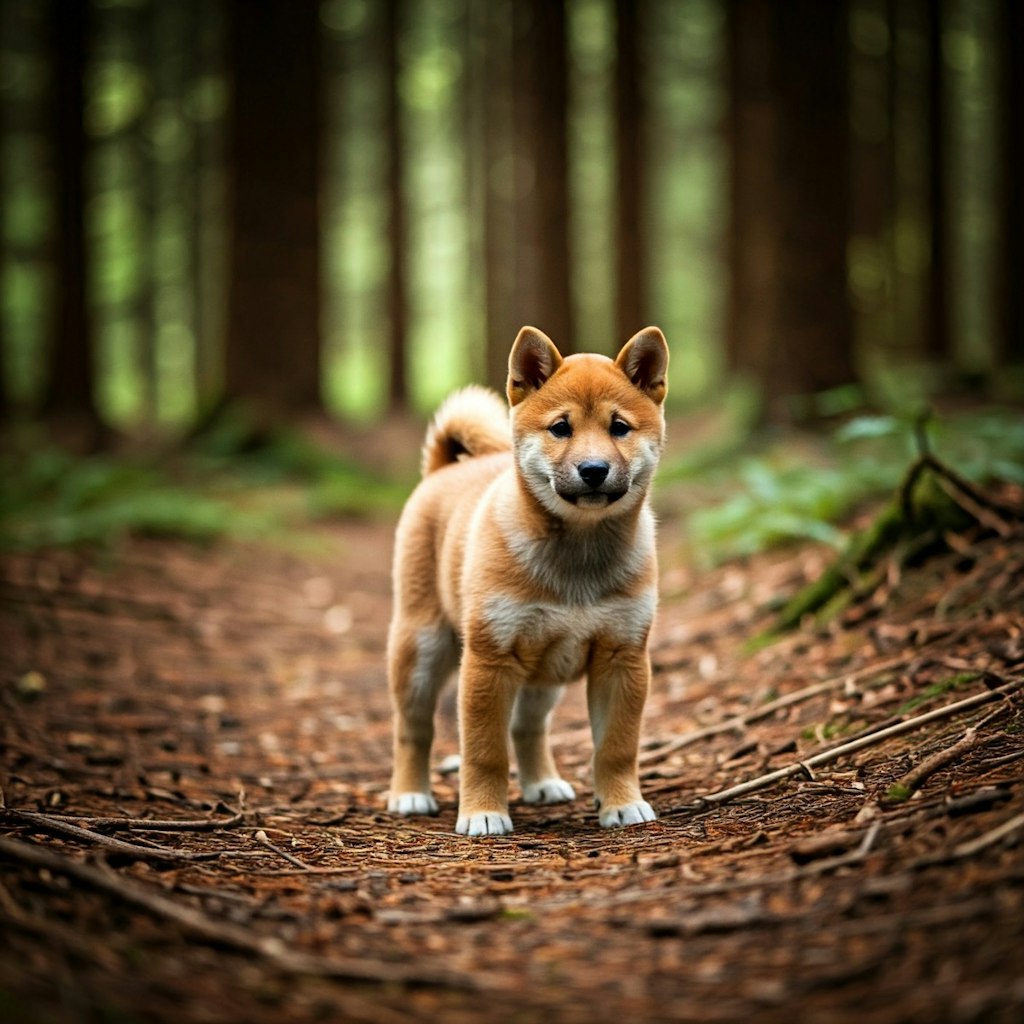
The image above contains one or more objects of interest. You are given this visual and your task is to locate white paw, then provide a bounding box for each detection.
[387,791,439,816]
[455,811,514,836]
[522,777,576,805]
[599,800,657,828]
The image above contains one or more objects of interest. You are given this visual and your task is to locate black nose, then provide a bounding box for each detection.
[578,460,610,488]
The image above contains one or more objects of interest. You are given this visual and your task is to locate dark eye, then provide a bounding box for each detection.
[548,419,572,438]
[610,417,632,437]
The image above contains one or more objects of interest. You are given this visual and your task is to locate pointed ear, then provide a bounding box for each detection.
[615,327,669,405]
[507,326,564,407]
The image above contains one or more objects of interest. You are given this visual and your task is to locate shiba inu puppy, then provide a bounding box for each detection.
[386,326,669,836]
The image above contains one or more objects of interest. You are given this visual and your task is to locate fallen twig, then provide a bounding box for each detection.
[37,812,248,833]
[664,679,1022,815]
[773,451,1021,633]
[948,810,1024,859]
[905,810,1024,872]
[883,704,1009,804]
[636,821,886,899]
[641,654,911,766]
[2,810,223,863]
[0,836,485,990]
[253,829,315,871]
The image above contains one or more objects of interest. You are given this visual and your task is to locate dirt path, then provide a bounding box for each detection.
[2,509,1023,1023]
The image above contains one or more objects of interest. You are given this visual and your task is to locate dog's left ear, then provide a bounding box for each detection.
[508,326,564,407]
[616,327,669,405]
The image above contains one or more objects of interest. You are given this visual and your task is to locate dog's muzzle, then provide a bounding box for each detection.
[557,461,628,507]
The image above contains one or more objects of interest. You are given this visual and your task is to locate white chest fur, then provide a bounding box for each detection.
[480,589,657,684]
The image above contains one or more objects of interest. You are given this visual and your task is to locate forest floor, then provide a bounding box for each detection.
[1,447,1023,1023]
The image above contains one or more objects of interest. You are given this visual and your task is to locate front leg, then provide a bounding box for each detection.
[587,643,656,828]
[456,649,519,836]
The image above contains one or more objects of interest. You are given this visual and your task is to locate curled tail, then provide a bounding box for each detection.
[421,385,511,476]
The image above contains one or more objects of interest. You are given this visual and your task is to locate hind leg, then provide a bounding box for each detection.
[512,684,576,805]
[387,622,458,815]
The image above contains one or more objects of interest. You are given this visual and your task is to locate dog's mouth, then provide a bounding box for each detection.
[562,489,627,509]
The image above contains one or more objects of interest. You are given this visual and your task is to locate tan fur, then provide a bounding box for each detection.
[420,384,511,476]
[387,326,669,835]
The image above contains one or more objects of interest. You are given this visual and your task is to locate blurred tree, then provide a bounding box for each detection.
[481,0,517,390]
[725,0,775,396]
[3,0,1016,434]
[924,0,951,366]
[849,0,897,357]
[41,0,102,446]
[148,0,195,425]
[513,0,574,354]
[887,0,930,368]
[0,252,5,426]
[188,0,227,411]
[223,0,323,424]
[995,0,1023,372]
[383,0,409,410]
[614,0,646,345]
[727,0,855,420]
[0,18,6,428]
[138,0,159,423]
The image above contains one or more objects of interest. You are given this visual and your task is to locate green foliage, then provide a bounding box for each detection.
[0,447,262,550]
[235,433,410,520]
[679,407,1024,565]
[0,428,408,552]
[190,415,411,516]
[801,720,848,743]
[896,674,981,716]
[884,783,913,804]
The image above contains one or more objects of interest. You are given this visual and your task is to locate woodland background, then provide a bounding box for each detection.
[1,0,1021,449]
[2,5,1024,1022]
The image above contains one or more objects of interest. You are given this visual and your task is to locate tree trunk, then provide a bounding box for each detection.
[382,0,408,411]
[613,0,646,344]
[482,0,517,389]
[139,0,159,424]
[513,0,574,354]
[189,0,226,412]
[727,0,855,420]
[725,0,778,385]
[42,0,101,441]
[923,0,951,365]
[771,0,854,400]
[994,0,1023,371]
[223,0,323,422]
[850,0,898,355]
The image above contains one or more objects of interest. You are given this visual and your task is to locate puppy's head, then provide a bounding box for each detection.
[507,326,669,520]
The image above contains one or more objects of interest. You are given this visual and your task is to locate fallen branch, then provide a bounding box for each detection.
[0,836,485,990]
[882,704,1009,804]
[664,679,1022,815]
[640,654,910,766]
[253,829,315,871]
[947,810,1024,860]
[883,727,980,804]
[907,810,1024,871]
[3,809,222,863]
[645,821,885,899]
[37,811,248,833]
[914,452,1020,532]
[773,450,1021,633]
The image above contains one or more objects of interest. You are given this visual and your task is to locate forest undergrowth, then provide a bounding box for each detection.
[1,406,1023,1022]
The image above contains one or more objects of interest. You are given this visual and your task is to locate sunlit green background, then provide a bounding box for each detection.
[1,0,1008,430]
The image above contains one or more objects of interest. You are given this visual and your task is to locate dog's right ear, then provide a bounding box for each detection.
[507,326,563,407]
